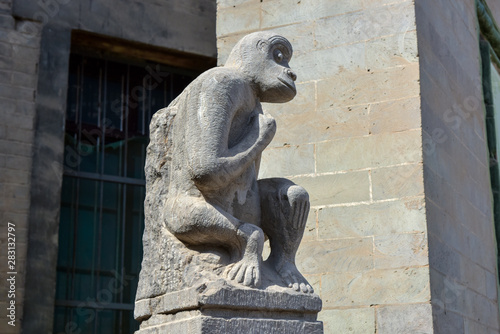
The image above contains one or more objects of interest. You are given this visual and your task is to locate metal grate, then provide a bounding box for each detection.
[54,53,196,334]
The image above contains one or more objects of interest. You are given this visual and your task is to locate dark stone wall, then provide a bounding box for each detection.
[416,0,500,332]
[0,2,41,333]
[12,0,216,58]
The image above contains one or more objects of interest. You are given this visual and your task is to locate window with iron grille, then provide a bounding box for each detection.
[53,53,196,334]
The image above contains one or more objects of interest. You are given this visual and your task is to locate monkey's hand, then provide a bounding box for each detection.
[257,112,276,146]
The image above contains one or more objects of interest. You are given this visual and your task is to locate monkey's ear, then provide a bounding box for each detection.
[256,40,269,54]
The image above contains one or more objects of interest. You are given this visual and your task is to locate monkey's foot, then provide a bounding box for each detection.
[226,256,262,288]
[277,261,314,293]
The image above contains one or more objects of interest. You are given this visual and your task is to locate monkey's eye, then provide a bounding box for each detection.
[274,49,284,63]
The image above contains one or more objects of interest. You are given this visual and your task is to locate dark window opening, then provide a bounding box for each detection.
[53,53,197,334]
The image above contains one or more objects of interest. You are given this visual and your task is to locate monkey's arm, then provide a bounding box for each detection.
[186,74,275,191]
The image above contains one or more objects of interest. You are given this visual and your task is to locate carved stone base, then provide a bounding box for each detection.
[135,280,323,334]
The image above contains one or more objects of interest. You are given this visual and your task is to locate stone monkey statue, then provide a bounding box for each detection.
[136,31,313,300]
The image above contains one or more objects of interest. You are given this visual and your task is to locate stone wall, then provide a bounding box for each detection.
[217,1,431,332]
[416,0,500,332]
[0,1,216,333]
[0,1,41,333]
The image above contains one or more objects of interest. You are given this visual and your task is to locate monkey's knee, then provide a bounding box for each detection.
[164,198,209,240]
[259,178,309,233]
[165,197,247,250]
[280,184,309,207]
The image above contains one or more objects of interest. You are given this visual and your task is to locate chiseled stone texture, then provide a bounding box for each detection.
[377,303,433,333]
[417,0,500,332]
[217,0,432,332]
[135,280,323,334]
[319,308,375,334]
[0,7,40,334]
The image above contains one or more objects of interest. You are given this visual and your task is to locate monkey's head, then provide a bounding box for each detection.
[225,32,297,103]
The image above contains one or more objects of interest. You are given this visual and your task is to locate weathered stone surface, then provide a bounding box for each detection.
[316,64,420,110]
[321,267,430,307]
[376,303,433,333]
[136,279,322,321]
[259,144,315,177]
[374,232,428,269]
[316,130,422,173]
[216,5,260,36]
[365,31,419,69]
[260,0,364,29]
[292,171,370,206]
[137,314,323,334]
[292,42,366,82]
[369,96,421,134]
[135,31,322,332]
[296,238,374,274]
[318,197,426,238]
[315,2,416,48]
[319,308,375,333]
[371,163,424,200]
[266,104,370,147]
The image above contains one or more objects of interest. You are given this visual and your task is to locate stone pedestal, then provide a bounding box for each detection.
[135,279,323,334]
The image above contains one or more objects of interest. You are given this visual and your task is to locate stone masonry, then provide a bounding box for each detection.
[0,1,216,333]
[217,0,430,333]
[417,0,500,332]
[0,1,41,333]
[218,0,500,332]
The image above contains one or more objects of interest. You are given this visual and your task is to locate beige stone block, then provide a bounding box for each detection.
[376,303,433,333]
[292,172,370,206]
[217,0,254,9]
[217,23,316,64]
[296,238,373,274]
[318,197,426,238]
[265,22,316,57]
[371,164,424,200]
[303,274,321,296]
[319,308,375,334]
[261,0,364,29]
[302,208,317,242]
[362,0,409,8]
[369,97,421,135]
[217,32,247,65]
[264,81,316,118]
[365,31,418,70]
[315,2,416,48]
[374,233,428,269]
[269,105,370,147]
[316,130,422,173]
[216,5,260,37]
[292,42,366,82]
[316,64,420,110]
[321,267,430,307]
[259,144,315,178]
